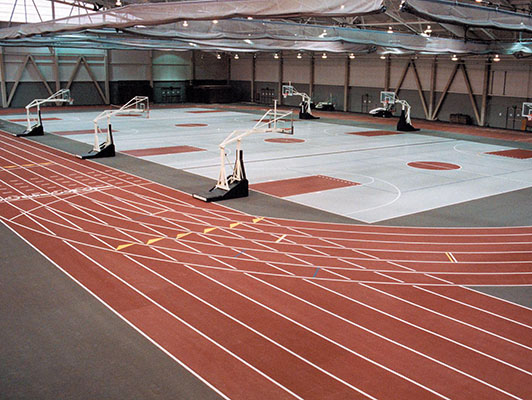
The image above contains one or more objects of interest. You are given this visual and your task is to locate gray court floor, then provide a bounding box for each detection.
[6,107,532,223]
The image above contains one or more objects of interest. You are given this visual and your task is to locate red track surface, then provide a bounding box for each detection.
[1,129,531,399]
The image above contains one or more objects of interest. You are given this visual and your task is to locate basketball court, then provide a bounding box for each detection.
[5,105,532,223]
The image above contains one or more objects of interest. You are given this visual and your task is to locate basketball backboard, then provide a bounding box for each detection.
[380,91,396,105]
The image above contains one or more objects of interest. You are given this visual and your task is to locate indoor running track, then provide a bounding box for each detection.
[0,130,531,399]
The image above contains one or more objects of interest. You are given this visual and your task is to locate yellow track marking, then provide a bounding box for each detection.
[252,217,264,223]
[229,222,241,228]
[22,163,35,167]
[204,227,217,234]
[5,165,17,169]
[176,232,191,239]
[446,252,457,263]
[147,237,164,245]
[275,234,287,243]
[116,243,135,251]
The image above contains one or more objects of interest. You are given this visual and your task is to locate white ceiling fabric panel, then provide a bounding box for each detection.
[0,0,384,39]
[402,0,532,33]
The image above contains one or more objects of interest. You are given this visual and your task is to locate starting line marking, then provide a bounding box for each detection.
[276,234,287,243]
[446,252,458,263]
[2,161,53,169]
[252,217,264,223]
[147,237,164,245]
[176,232,191,240]
[229,222,241,228]
[116,243,135,251]
[204,227,217,234]
[0,185,112,203]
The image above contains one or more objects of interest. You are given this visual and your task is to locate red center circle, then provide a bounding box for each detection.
[407,161,461,170]
[176,123,208,127]
[265,138,305,144]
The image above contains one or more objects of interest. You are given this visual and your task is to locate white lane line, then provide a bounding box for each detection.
[65,241,304,400]
[0,219,230,400]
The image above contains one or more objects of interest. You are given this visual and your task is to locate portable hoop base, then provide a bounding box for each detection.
[78,142,116,160]
[17,123,44,137]
[299,111,320,120]
[397,110,419,132]
[79,124,115,159]
[193,178,249,202]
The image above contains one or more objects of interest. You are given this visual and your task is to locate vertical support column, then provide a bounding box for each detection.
[191,50,196,82]
[251,54,256,103]
[309,53,315,99]
[226,53,230,84]
[343,55,350,112]
[384,55,391,92]
[104,50,110,105]
[480,58,491,127]
[429,55,437,120]
[148,50,154,89]
[278,51,283,103]
[0,47,7,108]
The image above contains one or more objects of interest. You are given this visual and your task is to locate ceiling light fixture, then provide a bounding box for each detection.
[493,54,501,62]
[387,26,393,34]
[451,54,458,61]
[182,21,188,27]
[234,54,239,60]
[216,53,221,60]
[380,54,386,60]
[212,20,218,24]
[274,53,279,59]
[349,53,355,59]
[297,53,302,59]
[322,53,328,59]
[115,0,121,6]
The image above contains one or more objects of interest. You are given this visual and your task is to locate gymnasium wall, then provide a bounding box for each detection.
[0,48,229,107]
[2,46,532,129]
[230,53,532,129]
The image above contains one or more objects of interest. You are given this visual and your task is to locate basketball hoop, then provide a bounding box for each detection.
[527,115,532,122]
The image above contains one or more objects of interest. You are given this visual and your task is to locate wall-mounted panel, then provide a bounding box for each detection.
[195,53,228,80]
[152,51,192,81]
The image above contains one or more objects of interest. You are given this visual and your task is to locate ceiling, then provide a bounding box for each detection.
[0,0,531,56]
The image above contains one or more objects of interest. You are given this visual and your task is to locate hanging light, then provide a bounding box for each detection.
[422,25,432,37]
[234,54,239,60]
[247,16,253,20]
[182,21,188,27]
[212,20,219,24]
[349,53,355,59]
[493,54,501,62]
[380,54,386,60]
[297,53,302,59]
[451,54,458,61]
[216,53,221,60]
[274,53,279,59]
[115,0,122,6]
[387,26,393,34]
[322,53,328,59]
